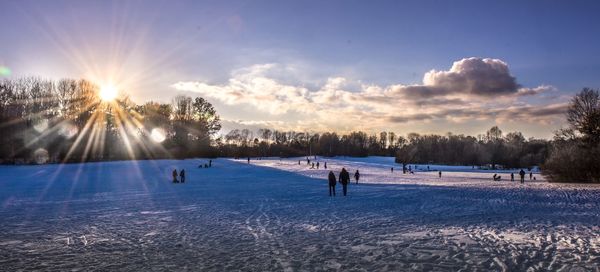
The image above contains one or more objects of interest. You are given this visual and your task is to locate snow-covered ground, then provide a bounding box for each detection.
[1,157,599,271]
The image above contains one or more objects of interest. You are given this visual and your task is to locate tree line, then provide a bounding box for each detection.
[215,126,550,169]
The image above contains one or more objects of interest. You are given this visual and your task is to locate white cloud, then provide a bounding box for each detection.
[172,58,567,133]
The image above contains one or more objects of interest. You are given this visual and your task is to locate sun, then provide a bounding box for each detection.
[99,85,118,101]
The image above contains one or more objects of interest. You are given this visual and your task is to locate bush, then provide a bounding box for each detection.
[543,142,600,183]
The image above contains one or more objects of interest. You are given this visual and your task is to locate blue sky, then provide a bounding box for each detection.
[1,0,600,138]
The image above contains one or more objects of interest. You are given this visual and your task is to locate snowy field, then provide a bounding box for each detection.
[1,157,600,271]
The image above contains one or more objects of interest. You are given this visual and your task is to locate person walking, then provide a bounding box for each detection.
[247,157,250,164]
[209,160,212,167]
[391,167,394,173]
[438,171,442,178]
[529,171,533,180]
[180,169,185,183]
[511,173,514,182]
[317,162,320,169]
[354,170,360,184]
[339,168,350,196]
[324,162,327,169]
[519,169,526,184]
[172,169,178,183]
[328,171,337,196]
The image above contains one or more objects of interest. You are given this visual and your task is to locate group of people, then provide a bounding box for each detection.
[198,160,213,168]
[172,169,185,183]
[493,169,536,183]
[506,169,535,183]
[301,158,328,169]
[327,168,360,196]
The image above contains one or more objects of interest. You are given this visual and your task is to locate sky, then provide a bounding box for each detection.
[1,0,600,138]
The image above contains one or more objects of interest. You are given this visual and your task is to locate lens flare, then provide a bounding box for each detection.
[58,122,79,139]
[0,66,10,77]
[33,119,49,133]
[34,148,49,164]
[150,128,166,143]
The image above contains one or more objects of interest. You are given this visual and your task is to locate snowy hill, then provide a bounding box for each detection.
[1,157,599,271]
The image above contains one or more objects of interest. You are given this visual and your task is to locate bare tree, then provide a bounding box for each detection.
[567,88,600,144]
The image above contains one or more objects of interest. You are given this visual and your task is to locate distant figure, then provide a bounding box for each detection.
[511,173,515,182]
[493,174,501,181]
[311,162,315,169]
[180,169,185,183]
[324,162,327,169]
[519,169,526,183]
[247,157,250,164]
[354,170,360,184]
[172,169,178,183]
[403,164,407,174]
[298,160,301,165]
[339,168,350,196]
[317,162,320,169]
[438,171,442,178]
[529,172,533,180]
[307,158,310,165]
[328,171,337,196]
[427,166,430,171]
[209,160,212,167]
[408,165,412,172]
[391,167,394,173]
[204,163,208,168]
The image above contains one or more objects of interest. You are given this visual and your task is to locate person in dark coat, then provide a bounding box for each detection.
[438,171,442,178]
[324,162,327,169]
[339,168,350,196]
[247,157,250,164]
[529,171,533,180]
[328,171,337,196]
[172,169,178,183]
[354,170,360,184]
[180,169,185,183]
[391,167,394,173]
[317,162,320,169]
[209,160,212,167]
[519,169,526,183]
[511,173,514,182]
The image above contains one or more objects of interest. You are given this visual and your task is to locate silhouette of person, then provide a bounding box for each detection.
[180,169,185,183]
[339,168,350,196]
[438,171,442,178]
[172,169,178,183]
[511,173,514,182]
[317,162,320,169]
[328,171,337,196]
[324,162,327,169]
[354,170,360,184]
[391,167,394,173]
[519,169,525,183]
[209,160,212,167]
[529,172,533,180]
[311,162,315,169]
[298,160,301,165]
[247,157,250,164]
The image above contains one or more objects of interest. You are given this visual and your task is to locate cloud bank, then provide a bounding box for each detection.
[172,57,566,134]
